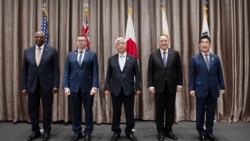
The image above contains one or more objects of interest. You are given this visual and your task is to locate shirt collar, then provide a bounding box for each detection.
[160,48,168,54]
[78,48,86,53]
[119,52,127,57]
[36,44,44,50]
[201,52,210,57]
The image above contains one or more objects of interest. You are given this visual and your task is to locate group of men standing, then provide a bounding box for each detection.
[21,32,225,141]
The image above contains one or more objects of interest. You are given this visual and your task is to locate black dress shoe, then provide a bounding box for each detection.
[157,133,165,141]
[165,132,178,140]
[27,131,41,141]
[43,132,50,141]
[200,135,206,141]
[84,134,91,141]
[71,133,82,141]
[206,134,217,141]
[111,133,120,141]
[126,133,137,141]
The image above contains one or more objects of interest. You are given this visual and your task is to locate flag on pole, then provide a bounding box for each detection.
[161,7,169,36]
[125,7,138,58]
[41,6,49,46]
[82,5,90,48]
[201,5,210,37]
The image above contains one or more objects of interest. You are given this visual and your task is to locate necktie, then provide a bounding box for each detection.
[205,54,210,70]
[163,52,167,67]
[36,47,42,66]
[78,51,83,65]
[119,55,125,71]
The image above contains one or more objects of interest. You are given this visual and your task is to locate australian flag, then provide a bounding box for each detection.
[41,8,49,46]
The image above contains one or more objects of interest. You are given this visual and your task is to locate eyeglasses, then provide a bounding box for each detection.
[77,39,86,42]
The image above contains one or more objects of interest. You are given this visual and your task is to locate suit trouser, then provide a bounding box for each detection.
[71,90,94,135]
[111,89,135,134]
[155,82,176,134]
[28,85,53,132]
[196,90,217,136]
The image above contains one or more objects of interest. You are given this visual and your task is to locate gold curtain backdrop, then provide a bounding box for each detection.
[0,0,249,123]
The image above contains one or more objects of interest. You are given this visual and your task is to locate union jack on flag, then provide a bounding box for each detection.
[41,8,49,46]
[82,14,90,48]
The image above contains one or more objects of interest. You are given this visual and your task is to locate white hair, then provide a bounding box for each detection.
[115,37,125,46]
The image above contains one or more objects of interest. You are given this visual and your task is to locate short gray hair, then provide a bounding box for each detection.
[115,37,125,46]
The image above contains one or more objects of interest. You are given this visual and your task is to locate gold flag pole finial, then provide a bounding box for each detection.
[83,2,89,17]
[128,0,133,16]
[42,0,48,17]
[202,0,208,20]
[128,7,133,16]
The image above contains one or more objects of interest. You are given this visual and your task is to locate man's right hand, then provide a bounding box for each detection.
[104,90,110,95]
[21,89,27,96]
[148,87,155,94]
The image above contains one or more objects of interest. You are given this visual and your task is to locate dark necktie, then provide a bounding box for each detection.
[205,54,210,70]
[163,52,167,67]
[78,51,83,65]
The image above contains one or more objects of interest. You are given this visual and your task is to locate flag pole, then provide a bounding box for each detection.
[161,0,169,37]
[202,0,208,21]
[82,0,89,48]
[83,1,89,20]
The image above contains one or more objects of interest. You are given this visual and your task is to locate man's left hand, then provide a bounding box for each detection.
[52,87,58,93]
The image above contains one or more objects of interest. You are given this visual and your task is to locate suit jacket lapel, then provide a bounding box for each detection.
[165,49,172,68]
[39,46,48,65]
[156,50,165,67]
[115,54,123,72]
[198,53,209,72]
[123,55,130,71]
[81,49,89,67]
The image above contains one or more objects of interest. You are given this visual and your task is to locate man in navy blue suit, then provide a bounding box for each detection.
[189,35,225,141]
[21,31,60,141]
[62,35,99,141]
[105,37,141,141]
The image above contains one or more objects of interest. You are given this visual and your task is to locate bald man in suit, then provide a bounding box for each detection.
[21,31,60,141]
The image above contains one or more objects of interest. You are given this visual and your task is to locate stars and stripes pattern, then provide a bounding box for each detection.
[41,8,49,46]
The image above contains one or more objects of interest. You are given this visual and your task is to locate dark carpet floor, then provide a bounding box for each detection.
[0,120,249,141]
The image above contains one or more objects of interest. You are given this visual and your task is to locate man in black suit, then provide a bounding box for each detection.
[189,35,225,141]
[21,31,60,141]
[147,34,183,141]
[105,37,141,141]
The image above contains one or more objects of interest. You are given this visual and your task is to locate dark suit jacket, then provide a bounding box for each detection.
[62,49,99,93]
[21,45,60,93]
[105,53,141,96]
[148,48,183,93]
[189,52,225,98]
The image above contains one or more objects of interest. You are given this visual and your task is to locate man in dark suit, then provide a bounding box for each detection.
[21,31,60,141]
[189,35,225,141]
[62,35,99,141]
[147,34,183,141]
[105,37,141,141]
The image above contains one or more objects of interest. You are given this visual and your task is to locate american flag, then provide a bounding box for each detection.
[82,13,89,48]
[41,8,49,46]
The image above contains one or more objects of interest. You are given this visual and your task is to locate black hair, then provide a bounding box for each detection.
[199,35,211,43]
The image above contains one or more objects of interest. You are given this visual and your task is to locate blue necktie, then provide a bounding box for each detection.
[78,51,83,65]
[205,54,210,70]
[163,52,167,67]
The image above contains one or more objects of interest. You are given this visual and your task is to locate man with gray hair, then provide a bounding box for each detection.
[105,37,141,141]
